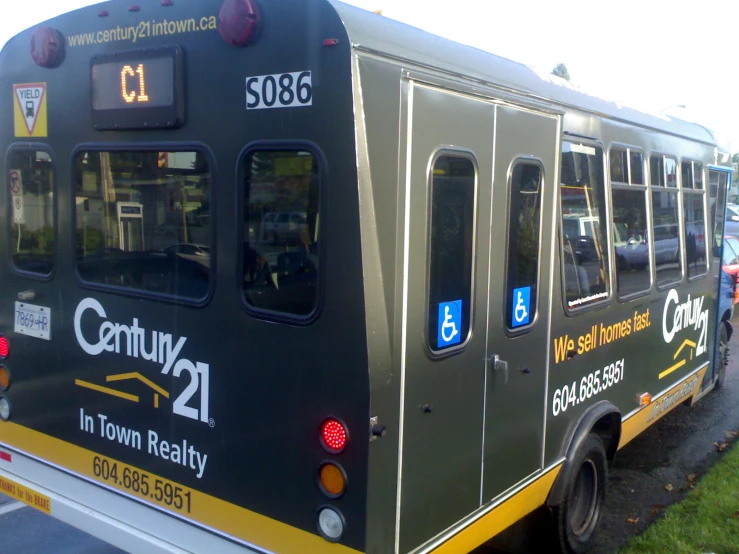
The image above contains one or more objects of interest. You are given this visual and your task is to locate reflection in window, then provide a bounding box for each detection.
[9,150,55,275]
[243,150,320,316]
[694,163,703,190]
[665,157,677,188]
[684,192,707,278]
[630,151,644,185]
[612,189,650,296]
[710,170,728,250]
[560,142,610,308]
[651,190,682,287]
[650,155,664,187]
[505,162,542,329]
[428,155,475,351]
[681,161,694,189]
[75,151,211,299]
[610,149,628,183]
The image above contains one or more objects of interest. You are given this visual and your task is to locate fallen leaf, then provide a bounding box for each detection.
[725,430,738,440]
[687,473,697,482]
[665,483,674,491]
[626,517,639,524]
[733,510,739,519]
[714,441,728,452]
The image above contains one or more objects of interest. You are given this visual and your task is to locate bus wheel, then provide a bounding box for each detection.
[715,322,729,390]
[553,433,607,553]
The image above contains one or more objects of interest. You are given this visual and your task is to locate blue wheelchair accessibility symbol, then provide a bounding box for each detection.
[438,300,462,348]
[511,286,531,328]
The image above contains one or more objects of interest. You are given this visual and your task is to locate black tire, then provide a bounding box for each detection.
[715,322,729,390]
[552,433,607,553]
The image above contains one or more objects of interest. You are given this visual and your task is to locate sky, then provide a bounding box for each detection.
[2,0,738,150]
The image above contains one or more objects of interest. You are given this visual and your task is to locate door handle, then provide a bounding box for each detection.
[490,354,508,386]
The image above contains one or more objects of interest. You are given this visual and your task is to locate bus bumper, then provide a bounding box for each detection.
[0,447,262,554]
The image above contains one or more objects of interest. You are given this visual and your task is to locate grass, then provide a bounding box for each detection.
[620,439,739,554]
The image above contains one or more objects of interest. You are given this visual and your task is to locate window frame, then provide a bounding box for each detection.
[7,143,58,281]
[608,144,653,300]
[71,142,217,307]
[237,139,326,325]
[648,151,684,290]
[681,164,708,282]
[503,156,545,335]
[424,147,479,358]
[559,138,612,315]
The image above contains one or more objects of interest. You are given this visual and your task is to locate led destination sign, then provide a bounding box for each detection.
[90,45,184,130]
[92,57,173,110]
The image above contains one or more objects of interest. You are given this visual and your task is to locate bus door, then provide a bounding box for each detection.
[481,106,559,501]
[708,166,732,388]
[398,82,495,552]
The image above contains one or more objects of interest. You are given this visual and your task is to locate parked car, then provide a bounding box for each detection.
[259,211,308,245]
[724,203,739,237]
[722,234,739,304]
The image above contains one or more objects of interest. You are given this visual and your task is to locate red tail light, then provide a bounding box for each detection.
[0,336,9,359]
[320,418,348,453]
[31,27,65,68]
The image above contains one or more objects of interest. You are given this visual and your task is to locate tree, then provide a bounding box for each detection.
[552,63,570,81]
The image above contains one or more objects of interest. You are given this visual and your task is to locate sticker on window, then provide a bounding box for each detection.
[511,286,531,328]
[437,300,462,348]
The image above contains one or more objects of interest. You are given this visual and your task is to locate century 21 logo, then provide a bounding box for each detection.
[661,289,708,356]
[73,298,210,424]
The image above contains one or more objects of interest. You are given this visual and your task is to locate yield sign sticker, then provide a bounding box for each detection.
[13,83,47,138]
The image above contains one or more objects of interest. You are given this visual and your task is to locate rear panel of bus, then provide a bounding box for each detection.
[0,1,369,552]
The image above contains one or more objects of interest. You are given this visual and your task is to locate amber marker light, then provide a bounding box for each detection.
[636,392,652,406]
[319,462,347,498]
[0,367,10,391]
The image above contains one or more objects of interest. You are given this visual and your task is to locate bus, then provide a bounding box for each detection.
[0,0,734,553]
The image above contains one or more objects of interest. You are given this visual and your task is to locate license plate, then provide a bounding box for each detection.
[14,302,51,340]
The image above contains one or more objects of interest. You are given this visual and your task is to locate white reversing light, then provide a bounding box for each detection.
[0,397,10,421]
[318,507,344,541]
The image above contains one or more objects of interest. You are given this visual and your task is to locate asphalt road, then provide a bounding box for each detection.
[1,314,739,554]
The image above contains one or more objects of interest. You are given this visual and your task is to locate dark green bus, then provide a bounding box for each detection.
[0,0,733,553]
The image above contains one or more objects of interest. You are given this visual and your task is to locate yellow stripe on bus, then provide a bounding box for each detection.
[0,422,361,554]
[619,365,707,449]
[429,464,562,554]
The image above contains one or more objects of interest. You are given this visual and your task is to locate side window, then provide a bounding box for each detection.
[8,149,55,276]
[650,154,682,287]
[610,147,650,297]
[630,151,644,185]
[684,191,707,279]
[710,169,728,250]
[242,149,320,318]
[650,155,664,187]
[75,150,211,300]
[427,153,476,352]
[505,161,542,330]
[560,141,610,309]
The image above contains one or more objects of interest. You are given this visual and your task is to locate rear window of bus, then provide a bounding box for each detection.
[74,150,212,301]
[8,149,56,276]
[241,147,320,318]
